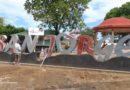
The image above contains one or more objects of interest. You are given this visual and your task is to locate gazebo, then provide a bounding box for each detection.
[93,17,130,42]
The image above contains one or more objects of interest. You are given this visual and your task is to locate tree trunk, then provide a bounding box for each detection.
[54,23,59,52]
[55,29,59,35]
[54,23,59,35]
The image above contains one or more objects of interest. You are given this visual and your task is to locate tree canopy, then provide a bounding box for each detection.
[105,2,130,20]
[24,0,90,35]
[0,25,26,35]
[80,28,94,36]
[0,17,26,35]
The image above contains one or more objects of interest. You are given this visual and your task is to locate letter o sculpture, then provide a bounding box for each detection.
[115,35,130,57]
[56,33,76,54]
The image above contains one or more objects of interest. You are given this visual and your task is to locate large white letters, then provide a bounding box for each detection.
[2,33,130,62]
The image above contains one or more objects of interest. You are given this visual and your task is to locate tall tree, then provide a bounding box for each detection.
[24,0,90,35]
[105,2,130,20]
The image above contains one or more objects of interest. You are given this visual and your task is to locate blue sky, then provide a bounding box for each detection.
[0,0,130,29]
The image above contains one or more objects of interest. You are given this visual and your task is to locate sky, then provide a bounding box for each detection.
[0,0,130,29]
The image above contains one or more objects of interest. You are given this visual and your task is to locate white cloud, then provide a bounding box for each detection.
[83,0,130,27]
[0,0,40,29]
[0,0,130,29]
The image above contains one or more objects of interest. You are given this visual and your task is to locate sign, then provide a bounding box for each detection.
[2,33,130,62]
[28,28,44,35]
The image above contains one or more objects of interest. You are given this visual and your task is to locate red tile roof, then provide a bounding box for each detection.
[93,17,130,31]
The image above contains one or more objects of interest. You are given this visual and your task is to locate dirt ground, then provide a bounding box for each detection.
[0,64,130,90]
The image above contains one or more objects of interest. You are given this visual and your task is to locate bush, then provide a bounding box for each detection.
[0,25,26,35]
[80,29,94,36]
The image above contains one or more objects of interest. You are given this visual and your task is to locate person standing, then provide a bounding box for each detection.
[12,40,22,64]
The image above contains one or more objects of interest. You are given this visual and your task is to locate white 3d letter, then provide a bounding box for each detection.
[21,34,39,53]
[95,35,114,62]
[115,35,130,57]
[4,34,19,52]
[56,33,76,54]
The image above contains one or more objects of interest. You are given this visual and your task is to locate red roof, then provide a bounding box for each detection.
[93,17,130,31]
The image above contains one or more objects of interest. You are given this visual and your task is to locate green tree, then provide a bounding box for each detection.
[0,17,26,35]
[0,17,4,26]
[0,25,26,35]
[105,7,120,20]
[45,29,55,35]
[24,0,90,35]
[105,2,130,20]
[80,28,94,36]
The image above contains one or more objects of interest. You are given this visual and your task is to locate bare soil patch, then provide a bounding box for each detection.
[0,64,130,90]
